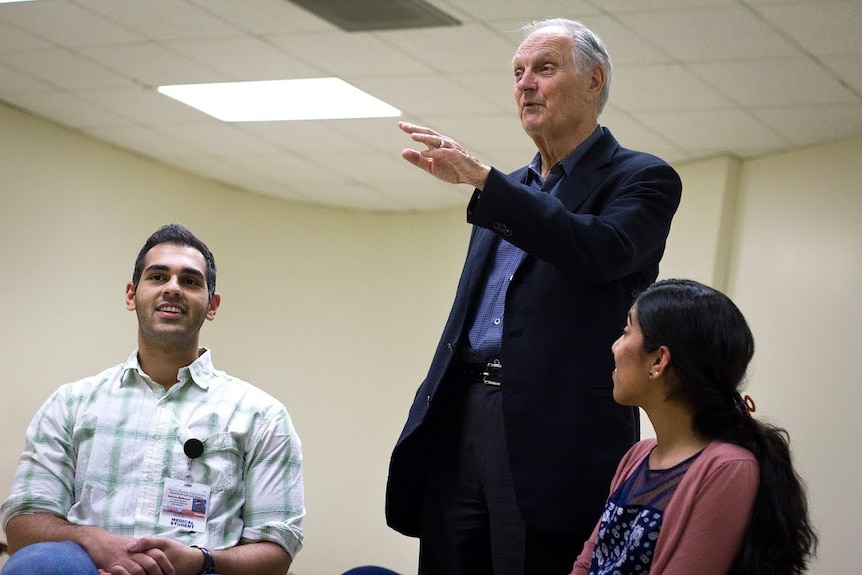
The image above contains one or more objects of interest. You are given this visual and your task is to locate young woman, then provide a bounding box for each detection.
[571,279,817,575]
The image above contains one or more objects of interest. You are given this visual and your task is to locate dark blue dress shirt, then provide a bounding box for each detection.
[461,126,604,364]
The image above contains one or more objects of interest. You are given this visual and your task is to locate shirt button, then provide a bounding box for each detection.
[493,318,501,325]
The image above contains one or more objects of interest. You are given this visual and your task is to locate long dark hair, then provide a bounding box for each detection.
[635,279,817,575]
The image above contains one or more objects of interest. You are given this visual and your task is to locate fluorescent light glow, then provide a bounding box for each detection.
[158,78,401,122]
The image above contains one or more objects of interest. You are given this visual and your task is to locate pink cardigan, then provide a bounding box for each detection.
[571,439,759,575]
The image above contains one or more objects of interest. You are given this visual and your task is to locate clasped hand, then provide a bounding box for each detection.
[93,533,201,575]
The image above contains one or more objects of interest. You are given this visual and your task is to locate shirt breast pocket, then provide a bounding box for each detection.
[176,432,244,493]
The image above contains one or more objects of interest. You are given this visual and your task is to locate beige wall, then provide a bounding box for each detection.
[1,102,859,573]
[728,139,862,575]
[650,141,862,575]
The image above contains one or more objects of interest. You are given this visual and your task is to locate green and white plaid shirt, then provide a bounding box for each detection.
[0,349,304,558]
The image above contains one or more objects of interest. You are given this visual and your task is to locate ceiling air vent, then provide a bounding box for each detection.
[286,0,460,32]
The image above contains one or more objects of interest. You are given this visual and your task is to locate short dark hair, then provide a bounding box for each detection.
[131,224,217,300]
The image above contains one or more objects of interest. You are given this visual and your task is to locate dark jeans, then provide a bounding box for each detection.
[1,541,98,575]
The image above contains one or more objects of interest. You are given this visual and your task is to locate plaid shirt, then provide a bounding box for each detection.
[0,349,304,558]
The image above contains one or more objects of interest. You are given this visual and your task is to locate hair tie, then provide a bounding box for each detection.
[735,393,756,417]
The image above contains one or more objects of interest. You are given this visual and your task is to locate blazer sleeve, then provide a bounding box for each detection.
[467,155,682,284]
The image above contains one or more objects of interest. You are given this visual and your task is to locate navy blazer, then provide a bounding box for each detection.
[385,128,683,539]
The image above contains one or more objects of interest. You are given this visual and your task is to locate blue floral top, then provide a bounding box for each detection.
[586,449,702,574]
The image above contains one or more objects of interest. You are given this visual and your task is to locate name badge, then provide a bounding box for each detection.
[158,477,211,533]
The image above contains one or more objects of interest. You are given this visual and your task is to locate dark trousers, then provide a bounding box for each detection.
[418,377,580,575]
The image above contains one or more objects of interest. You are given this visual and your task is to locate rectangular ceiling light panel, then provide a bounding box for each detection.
[158,78,401,122]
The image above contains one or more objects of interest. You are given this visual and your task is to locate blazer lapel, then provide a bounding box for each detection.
[555,128,619,212]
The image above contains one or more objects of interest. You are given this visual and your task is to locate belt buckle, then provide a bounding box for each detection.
[481,360,502,386]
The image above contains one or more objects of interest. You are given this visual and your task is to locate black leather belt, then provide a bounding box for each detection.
[462,360,503,386]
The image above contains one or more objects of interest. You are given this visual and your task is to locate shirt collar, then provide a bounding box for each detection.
[527,124,603,183]
[120,348,215,390]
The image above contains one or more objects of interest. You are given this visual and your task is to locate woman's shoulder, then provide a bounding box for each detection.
[618,438,657,469]
[702,440,757,463]
[689,441,760,484]
[630,438,658,456]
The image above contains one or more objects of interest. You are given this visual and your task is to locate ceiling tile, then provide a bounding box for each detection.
[239,120,370,154]
[297,182,400,212]
[326,149,424,183]
[637,108,791,154]
[356,74,502,117]
[166,37,320,81]
[415,113,532,162]
[577,15,674,65]
[79,42,228,87]
[374,23,517,74]
[7,91,132,129]
[822,54,862,94]
[755,1,862,56]
[0,61,53,93]
[165,152,271,183]
[153,122,285,155]
[78,87,213,124]
[187,0,334,35]
[742,0,849,4]
[751,104,862,146]
[0,1,142,46]
[593,0,735,10]
[0,20,51,52]
[613,64,734,111]
[446,70,518,118]
[228,152,339,183]
[225,178,311,205]
[83,124,201,160]
[485,15,676,66]
[691,57,860,106]
[316,117,414,153]
[171,156,319,204]
[615,5,799,62]
[74,0,243,41]
[442,0,599,21]
[364,178,466,212]
[0,48,133,90]
[598,110,689,161]
[447,71,516,115]
[267,31,434,78]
